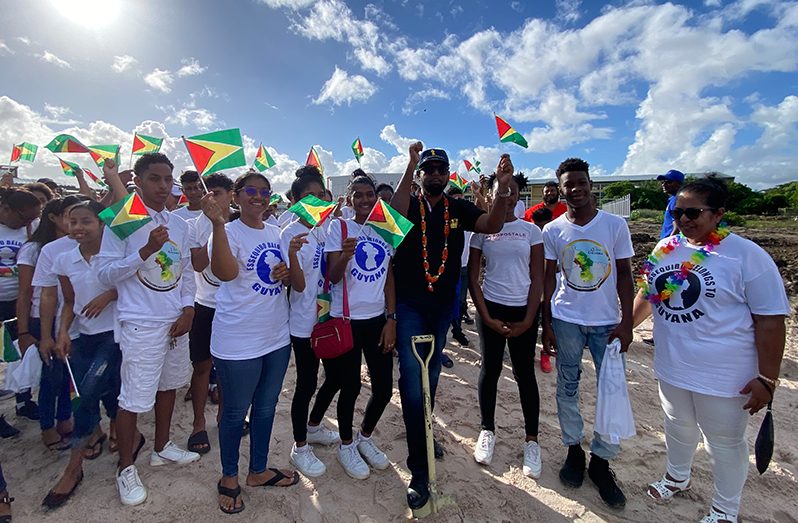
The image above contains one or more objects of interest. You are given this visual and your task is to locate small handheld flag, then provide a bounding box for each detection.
[65,358,81,409]
[98,192,153,240]
[448,172,467,191]
[183,128,246,176]
[288,194,336,228]
[132,133,163,155]
[253,143,276,172]
[88,144,121,169]
[306,146,324,174]
[82,168,108,188]
[1,321,20,363]
[10,143,37,163]
[463,159,481,174]
[352,138,364,164]
[45,134,90,153]
[269,193,284,206]
[495,114,528,149]
[57,157,82,177]
[364,199,414,249]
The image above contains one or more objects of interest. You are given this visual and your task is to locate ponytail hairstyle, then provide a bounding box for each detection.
[348,168,376,195]
[291,172,326,202]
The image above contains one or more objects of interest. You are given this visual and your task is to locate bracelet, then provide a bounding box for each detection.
[496,187,511,198]
[756,377,775,398]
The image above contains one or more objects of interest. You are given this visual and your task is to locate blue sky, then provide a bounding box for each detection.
[1,0,796,191]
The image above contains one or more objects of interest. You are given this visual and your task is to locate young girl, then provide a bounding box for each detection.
[281,172,341,479]
[321,170,396,480]
[0,186,42,422]
[469,172,544,478]
[41,200,120,508]
[204,171,298,514]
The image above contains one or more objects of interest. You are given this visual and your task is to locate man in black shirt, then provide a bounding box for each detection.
[391,143,513,510]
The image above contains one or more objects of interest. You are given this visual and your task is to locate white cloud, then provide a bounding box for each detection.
[144,68,175,93]
[256,0,317,8]
[43,103,71,119]
[403,88,449,115]
[510,1,523,13]
[177,57,207,77]
[0,40,12,55]
[111,54,137,73]
[313,67,377,106]
[37,51,71,68]
[16,37,30,46]
[555,0,582,23]
[353,48,391,75]
[162,103,220,131]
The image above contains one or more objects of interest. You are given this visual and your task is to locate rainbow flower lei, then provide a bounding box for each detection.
[638,225,730,304]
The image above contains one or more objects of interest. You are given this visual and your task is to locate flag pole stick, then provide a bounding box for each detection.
[65,358,80,398]
[182,135,209,194]
[353,200,379,240]
[305,199,340,243]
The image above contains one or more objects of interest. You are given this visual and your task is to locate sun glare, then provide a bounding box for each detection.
[50,0,121,28]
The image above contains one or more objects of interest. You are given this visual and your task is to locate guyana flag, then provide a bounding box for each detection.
[463,159,481,175]
[0,321,20,363]
[82,168,108,188]
[288,194,335,228]
[306,146,324,174]
[316,292,331,323]
[45,134,90,153]
[132,133,163,155]
[351,137,364,164]
[364,199,414,249]
[87,144,120,169]
[57,157,82,177]
[253,143,276,172]
[65,359,81,410]
[98,192,152,240]
[269,193,284,206]
[495,114,528,148]
[449,172,467,191]
[183,128,246,176]
[177,193,189,207]
[10,142,37,163]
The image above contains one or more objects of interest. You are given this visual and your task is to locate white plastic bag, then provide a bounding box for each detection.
[4,342,42,393]
[595,338,636,444]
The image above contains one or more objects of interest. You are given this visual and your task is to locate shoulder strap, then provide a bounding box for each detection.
[339,219,350,319]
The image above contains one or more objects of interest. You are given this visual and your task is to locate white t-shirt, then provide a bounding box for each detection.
[32,236,80,340]
[646,233,790,397]
[96,207,195,323]
[17,242,41,317]
[52,245,117,335]
[278,211,297,229]
[0,223,31,301]
[280,220,328,338]
[340,206,355,220]
[514,200,526,219]
[189,215,222,308]
[325,219,393,320]
[171,206,203,222]
[543,211,634,326]
[461,231,473,268]
[265,215,278,227]
[210,220,290,360]
[471,220,542,306]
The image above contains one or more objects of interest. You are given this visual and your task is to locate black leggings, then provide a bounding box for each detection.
[476,299,540,437]
[309,315,392,440]
[290,335,342,442]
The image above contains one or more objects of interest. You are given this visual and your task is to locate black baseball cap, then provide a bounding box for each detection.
[418,148,449,169]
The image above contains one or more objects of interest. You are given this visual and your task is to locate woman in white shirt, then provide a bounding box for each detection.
[468,173,544,479]
[203,171,298,515]
[41,200,120,508]
[633,177,789,523]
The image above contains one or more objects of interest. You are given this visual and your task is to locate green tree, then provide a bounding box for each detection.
[602,181,635,201]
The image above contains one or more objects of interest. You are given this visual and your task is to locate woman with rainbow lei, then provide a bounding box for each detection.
[632,176,789,523]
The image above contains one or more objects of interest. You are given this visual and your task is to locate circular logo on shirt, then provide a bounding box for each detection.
[246,242,284,296]
[648,260,718,324]
[653,271,701,311]
[136,240,182,292]
[355,240,386,273]
[256,248,283,285]
[0,244,20,267]
[560,239,611,291]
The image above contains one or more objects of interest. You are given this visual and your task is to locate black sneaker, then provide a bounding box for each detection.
[441,353,454,368]
[452,330,469,347]
[588,454,626,509]
[462,313,474,325]
[16,400,40,421]
[433,439,445,460]
[407,476,430,510]
[0,416,19,438]
[559,444,586,487]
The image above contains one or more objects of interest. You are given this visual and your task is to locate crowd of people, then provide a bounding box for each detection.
[0,143,789,523]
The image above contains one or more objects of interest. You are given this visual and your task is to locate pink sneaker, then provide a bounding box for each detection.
[540,353,553,373]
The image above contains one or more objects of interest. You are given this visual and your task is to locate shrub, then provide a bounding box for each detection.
[723,211,745,226]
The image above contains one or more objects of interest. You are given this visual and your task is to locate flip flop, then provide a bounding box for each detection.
[187,430,211,455]
[42,469,84,509]
[84,434,107,461]
[109,437,118,453]
[0,494,13,523]
[44,436,71,452]
[217,481,245,514]
[251,468,299,488]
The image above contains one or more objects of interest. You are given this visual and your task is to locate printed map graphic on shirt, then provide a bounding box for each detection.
[353,239,387,282]
[560,239,611,291]
[136,240,182,291]
[649,263,710,323]
[248,241,284,295]
[0,241,21,277]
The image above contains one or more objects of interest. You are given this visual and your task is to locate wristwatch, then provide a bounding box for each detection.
[385,312,397,321]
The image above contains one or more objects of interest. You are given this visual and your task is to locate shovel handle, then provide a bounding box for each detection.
[410,334,435,367]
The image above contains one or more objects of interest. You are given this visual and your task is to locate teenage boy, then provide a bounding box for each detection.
[96,154,200,507]
[172,170,205,222]
[541,157,634,509]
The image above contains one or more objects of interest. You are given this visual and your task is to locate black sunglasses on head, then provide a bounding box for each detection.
[670,207,716,220]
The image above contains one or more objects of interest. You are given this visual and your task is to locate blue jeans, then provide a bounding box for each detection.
[214,345,291,478]
[551,318,620,460]
[69,331,121,443]
[0,462,5,493]
[449,268,468,334]
[33,318,72,431]
[396,301,454,480]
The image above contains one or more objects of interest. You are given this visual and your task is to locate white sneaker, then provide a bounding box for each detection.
[117,465,147,506]
[337,441,370,479]
[307,423,340,446]
[356,431,390,470]
[150,440,201,466]
[290,443,326,477]
[474,430,495,465]
[523,440,542,478]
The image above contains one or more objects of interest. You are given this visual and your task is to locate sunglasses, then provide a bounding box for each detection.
[670,207,715,220]
[421,164,449,175]
[241,186,272,198]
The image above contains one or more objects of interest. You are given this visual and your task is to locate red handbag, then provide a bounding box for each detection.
[311,220,354,359]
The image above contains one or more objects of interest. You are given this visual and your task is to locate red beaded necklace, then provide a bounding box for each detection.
[419,195,450,292]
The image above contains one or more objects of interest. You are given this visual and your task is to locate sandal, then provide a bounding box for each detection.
[217,481,245,514]
[700,507,737,523]
[42,470,84,509]
[183,389,192,402]
[250,468,299,488]
[84,433,107,461]
[43,435,70,452]
[187,430,211,455]
[647,473,691,501]
[108,437,118,453]
[0,493,13,523]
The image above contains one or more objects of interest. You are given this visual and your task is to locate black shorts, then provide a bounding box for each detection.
[189,302,215,364]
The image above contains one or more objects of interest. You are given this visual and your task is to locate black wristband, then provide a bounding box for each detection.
[756,377,775,399]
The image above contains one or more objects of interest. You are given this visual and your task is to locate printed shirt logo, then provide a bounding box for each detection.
[0,240,21,278]
[560,239,611,292]
[351,237,387,283]
[247,241,284,296]
[313,241,327,289]
[137,240,182,292]
[650,262,716,324]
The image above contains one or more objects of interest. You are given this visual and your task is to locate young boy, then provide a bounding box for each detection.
[541,158,634,510]
[172,170,205,222]
[95,153,200,506]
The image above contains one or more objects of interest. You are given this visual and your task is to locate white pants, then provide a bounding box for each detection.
[658,380,749,516]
